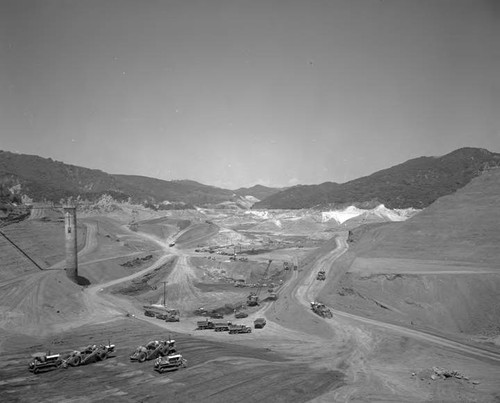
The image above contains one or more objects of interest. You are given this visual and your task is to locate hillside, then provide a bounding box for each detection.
[254,148,500,209]
[0,150,128,202]
[113,175,235,206]
[234,184,282,200]
[0,151,237,207]
[350,167,500,263]
[321,168,500,339]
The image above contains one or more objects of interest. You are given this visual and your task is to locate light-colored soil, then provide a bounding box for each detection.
[1,192,499,402]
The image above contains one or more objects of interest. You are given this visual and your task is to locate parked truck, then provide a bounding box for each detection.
[214,321,232,332]
[196,319,215,330]
[229,324,252,334]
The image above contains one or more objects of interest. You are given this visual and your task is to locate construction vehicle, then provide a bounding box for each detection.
[229,324,252,334]
[310,302,333,318]
[254,318,266,329]
[154,354,187,373]
[247,259,273,306]
[213,321,232,332]
[196,319,215,330]
[63,342,115,367]
[316,271,326,280]
[144,306,180,322]
[130,339,176,362]
[267,292,278,301]
[156,309,180,322]
[28,352,63,374]
[165,311,181,322]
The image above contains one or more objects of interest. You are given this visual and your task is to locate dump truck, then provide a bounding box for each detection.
[154,354,187,373]
[144,306,180,321]
[214,321,231,332]
[196,319,215,330]
[311,301,333,318]
[254,318,266,329]
[229,324,252,334]
[130,339,176,362]
[267,293,278,301]
[28,352,63,374]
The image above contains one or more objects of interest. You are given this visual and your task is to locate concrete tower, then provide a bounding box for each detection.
[63,205,78,282]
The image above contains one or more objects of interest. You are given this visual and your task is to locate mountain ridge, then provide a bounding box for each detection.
[253,147,500,209]
[1,147,499,210]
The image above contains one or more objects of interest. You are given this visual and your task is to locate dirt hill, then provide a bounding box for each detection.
[322,168,500,341]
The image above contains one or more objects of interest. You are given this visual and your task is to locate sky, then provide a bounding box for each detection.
[1,0,499,189]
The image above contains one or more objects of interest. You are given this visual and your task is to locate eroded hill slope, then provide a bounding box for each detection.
[321,168,500,342]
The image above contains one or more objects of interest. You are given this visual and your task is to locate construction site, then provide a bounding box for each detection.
[1,172,500,402]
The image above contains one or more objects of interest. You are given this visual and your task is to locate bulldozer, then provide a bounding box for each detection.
[28,352,63,374]
[154,354,187,373]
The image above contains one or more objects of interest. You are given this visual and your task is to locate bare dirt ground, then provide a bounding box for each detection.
[0,204,499,402]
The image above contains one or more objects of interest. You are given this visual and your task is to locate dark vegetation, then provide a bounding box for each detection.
[2,147,499,210]
[253,148,500,209]
[120,254,153,268]
[0,150,237,207]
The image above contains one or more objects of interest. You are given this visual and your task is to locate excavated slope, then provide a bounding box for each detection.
[321,169,500,339]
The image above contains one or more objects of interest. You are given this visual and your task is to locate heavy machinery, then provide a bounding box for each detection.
[310,302,333,318]
[156,309,180,322]
[229,324,252,334]
[144,305,180,322]
[63,342,115,367]
[130,339,176,362]
[28,352,63,374]
[154,354,187,373]
[254,318,267,329]
[196,319,215,330]
[247,259,273,306]
[213,321,231,332]
[316,271,326,280]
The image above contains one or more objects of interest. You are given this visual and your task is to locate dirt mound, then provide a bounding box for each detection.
[325,169,500,340]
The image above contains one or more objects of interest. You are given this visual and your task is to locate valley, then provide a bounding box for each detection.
[1,170,500,402]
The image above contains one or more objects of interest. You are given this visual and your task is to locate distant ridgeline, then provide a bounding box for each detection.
[1,147,499,210]
[253,148,500,210]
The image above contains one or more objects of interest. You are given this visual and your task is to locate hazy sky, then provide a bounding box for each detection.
[1,0,499,189]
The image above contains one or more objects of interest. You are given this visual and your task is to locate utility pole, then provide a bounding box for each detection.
[161,281,168,306]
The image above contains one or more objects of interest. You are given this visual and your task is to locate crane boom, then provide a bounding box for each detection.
[247,259,272,306]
